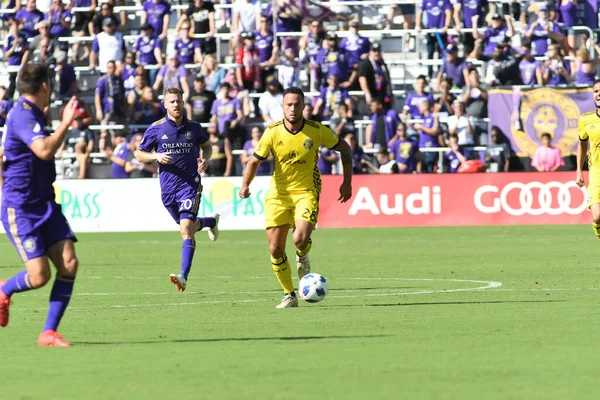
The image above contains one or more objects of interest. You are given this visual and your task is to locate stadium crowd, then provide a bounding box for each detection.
[0,0,595,178]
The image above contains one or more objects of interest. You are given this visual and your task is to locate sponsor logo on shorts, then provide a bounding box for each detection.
[303,139,314,150]
[23,238,36,253]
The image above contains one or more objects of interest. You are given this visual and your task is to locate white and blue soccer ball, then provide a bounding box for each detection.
[298,273,328,303]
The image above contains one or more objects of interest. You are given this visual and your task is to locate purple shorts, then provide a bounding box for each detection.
[1,201,77,263]
[162,185,203,224]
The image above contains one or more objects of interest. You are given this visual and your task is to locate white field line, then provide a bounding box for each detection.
[12,278,502,311]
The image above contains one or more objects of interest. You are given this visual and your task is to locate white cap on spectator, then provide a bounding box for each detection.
[56,51,67,62]
[167,50,178,59]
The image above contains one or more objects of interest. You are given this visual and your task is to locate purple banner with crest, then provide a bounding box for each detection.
[488,87,595,157]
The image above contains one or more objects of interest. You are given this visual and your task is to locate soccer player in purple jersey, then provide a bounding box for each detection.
[0,64,79,347]
[135,88,219,292]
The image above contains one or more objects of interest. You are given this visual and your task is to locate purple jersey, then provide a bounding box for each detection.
[138,117,208,195]
[439,57,467,87]
[319,86,349,119]
[111,142,130,179]
[174,38,199,65]
[48,9,72,37]
[529,21,561,55]
[243,139,271,175]
[575,62,596,85]
[95,75,124,114]
[1,0,16,22]
[547,60,571,85]
[559,0,577,27]
[420,0,452,29]
[350,147,365,174]
[3,34,28,66]
[404,92,435,119]
[444,150,462,172]
[390,139,418,173]
[315,49,348,84]
[1,98,55,206]
[255,30,274,63]
[0,100,13,127]
[461,0,487,28]
[15,8,45,39]
[122,64,137,96]
[158,65,188,90]
[143,0,171,36]
[520,58,540,85]
[483,27,509,56]
[339,35,370,69]
[305,31,325,63]
[317,147,336,175]
[419,114,437,148]
[210,98,241,134]
[132,35,161,66]
[73,0,92,6]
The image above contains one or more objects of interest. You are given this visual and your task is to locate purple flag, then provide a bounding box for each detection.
[488,87,595,157]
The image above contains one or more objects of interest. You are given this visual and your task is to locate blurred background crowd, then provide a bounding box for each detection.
[0,0,595,179]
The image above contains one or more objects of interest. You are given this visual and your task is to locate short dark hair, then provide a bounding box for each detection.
[17,64,50,95]
[416,75,427,82]
[283,86,305,103]
[541,132,552,140]
[448,133,459,141]
[593,78,600,87]
[164,87,183,100]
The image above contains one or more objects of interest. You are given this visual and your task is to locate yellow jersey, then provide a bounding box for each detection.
[254,119,340,195]
[578,110,600,178]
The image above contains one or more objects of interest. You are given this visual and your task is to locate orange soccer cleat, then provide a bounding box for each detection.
[0,280,10,327]
[38,330,72,347]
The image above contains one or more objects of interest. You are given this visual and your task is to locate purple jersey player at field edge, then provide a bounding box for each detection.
[135,88,219,292]
[0,64,80,347]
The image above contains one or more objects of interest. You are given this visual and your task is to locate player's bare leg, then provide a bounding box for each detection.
[0,256,52,328]
[293,220,314,280]
[267,224,298,308]
[39,239,79,347]
[591,203,600,239]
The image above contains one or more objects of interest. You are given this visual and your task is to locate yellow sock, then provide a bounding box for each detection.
[271,253,294,293]
[593,223,600,239]
[296,239,312,258]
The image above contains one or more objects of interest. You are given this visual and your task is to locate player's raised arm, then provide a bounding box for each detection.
[331,137,353,203]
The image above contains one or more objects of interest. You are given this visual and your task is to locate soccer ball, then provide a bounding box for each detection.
[298,273,328,303]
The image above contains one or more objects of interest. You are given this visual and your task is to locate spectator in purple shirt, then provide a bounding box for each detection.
[557,0,577,49]
[416,0,453,78]
[414,100,443,173]
[453,0,487,55]
[142,0,171,41]
[255,15,278,87]
[241,126,272,176]
[132,86,166,126]
[104,135,130,178]
[315,32,349,90]
[402,75,435,120]
[313,75,352,121]
[210,83,243,138]
[339,19,370,89]
[543,44,571,85]
[95,60,126,150]
[573,46,600,86]
[344,133,366,174]
[0,86,14,128]
[15,0,45,39]
[153,52,190,101]
[3,21,29,99]
[299,20,325,92]
[472,13,514,59]
[519,41,543,85]
[444,134,467,173]
[389,123,419,174]
[366,99,400,149]
[132,23,164,86]
[46,0,71,49]
[174,21,202,67]
[524,5,563,56]
[435,44,469,91]
[317,146,339,175]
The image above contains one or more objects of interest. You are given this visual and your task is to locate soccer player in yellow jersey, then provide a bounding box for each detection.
[239,87,354,308]
[577,79,600,238]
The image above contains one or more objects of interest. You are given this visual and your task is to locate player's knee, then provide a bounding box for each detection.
[63,255,79,276]
[269,242,285,258]
[29,268,51,288]
[292,233,310,250]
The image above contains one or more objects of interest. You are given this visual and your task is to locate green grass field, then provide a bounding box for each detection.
[1,226,599,400]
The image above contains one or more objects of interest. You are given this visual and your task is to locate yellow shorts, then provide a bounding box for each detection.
[264,192,319,228]
[588,178,600,209]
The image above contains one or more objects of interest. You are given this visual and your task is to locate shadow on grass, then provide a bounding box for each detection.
[75,334,394,346]
[324,300,566,308]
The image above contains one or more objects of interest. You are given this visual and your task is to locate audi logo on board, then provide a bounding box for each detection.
[474,181,587,216]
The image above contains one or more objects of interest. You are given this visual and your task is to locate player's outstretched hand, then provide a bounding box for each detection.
[576,171,585,188]
[156,152,173,164]
[197,158,208,173]
[238,185,251,199]
[62,96,79,125]
[338,182,352,203]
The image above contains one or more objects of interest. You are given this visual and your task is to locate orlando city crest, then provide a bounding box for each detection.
[186,131,193,140]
